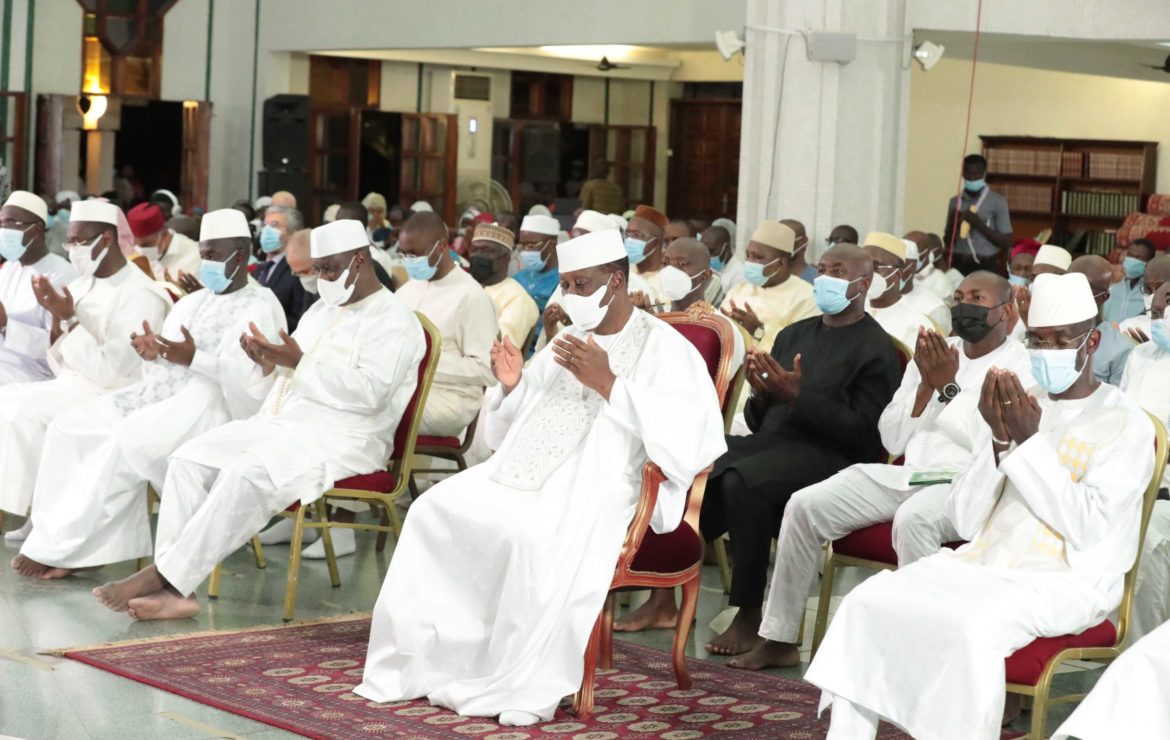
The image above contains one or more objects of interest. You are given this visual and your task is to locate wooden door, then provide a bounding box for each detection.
[667,100,741,221]
[0,93,28,193]
[399,113,458,226]
[34,94,69,197]
[308,107,360,224]
[180,101,212,212]
[588,124,656,209]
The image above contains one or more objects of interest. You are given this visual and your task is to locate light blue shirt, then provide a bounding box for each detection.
[1102,279,1146,324]
[1093,320,1133,386]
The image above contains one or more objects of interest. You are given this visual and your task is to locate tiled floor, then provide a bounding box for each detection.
[0,518,1097,739]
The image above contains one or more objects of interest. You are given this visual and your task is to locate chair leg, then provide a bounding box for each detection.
[316,500,341,589]
[811,555,837,658]
[454,453,467,471]
[136,556,148,571]
[573,613,602,720]
[673,575,699,690]
[375,508,390,552]
[208,563,221,599]
[251,535,266,569]
[599,593,616,670]
[408,475,420,499]
[282,509,307,622]
[714,538,732,594]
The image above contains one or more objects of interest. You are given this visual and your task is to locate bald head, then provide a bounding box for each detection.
[780,219,806,241]
[1148,254,1170,282]
[958,270,1012,305]
[286,228,312,276]
[402,211,448,243]
[1070,255,1113,310]
[820,243,873,278]
[666,236,710,267]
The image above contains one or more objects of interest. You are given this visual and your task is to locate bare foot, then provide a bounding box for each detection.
[38,567,76,580]
[127,589,199,621]
[615,589,679,632]
[1002,693,1022,727]
[11,554,51,579]
[93,564,164,613]
[705,608,762,656]
[728,639,800,670]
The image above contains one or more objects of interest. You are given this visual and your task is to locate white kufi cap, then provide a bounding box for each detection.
[70,200,120,226]
[1034,244,1071,272]
[199,208,251,241]
[410,200,433,213]
[3,190,48,224]
[527,204,552,217]
[557,230,626,274]
[1028,272,1098,328]
[902,238,919,262]
[311,219,368,258]
[520,214,559,236]
[573,209,616,234]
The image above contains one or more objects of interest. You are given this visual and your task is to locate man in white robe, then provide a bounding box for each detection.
[807,272,1156,739]
[355,230,727,726]
[12,210,286,578]
[864,231,932,351]
[914,231,956,307]
[127,202,201,287]
[729,271,1033,671]
[900,233,951,333]
[91,219,425,620]
[394,211,498,437]
[0,201,170,540]
[0,190,78,384]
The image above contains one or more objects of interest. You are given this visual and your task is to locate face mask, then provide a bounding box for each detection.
[403,239,442,282]
[743,257,779,287]
[917,260,933,276]
[299,274,319,294]
[1145,293,1155,312]
[319,255,358,307]
[259,225,283,254]
[55,210,70,226]
[0,227,29,262]
[1008,273,1030,288]
[1152,318,1170,353]
[866,272,890,302]
[517,249,547,272]
[1123,256,1148,280]
[561,279,614,332]
[659,265,705,301]
[624,237,656,266]
[952,302,1002,344]
[709,255,725,273]
[136,245,160,261]
[68,236,108,277]
[1029,332,1090,395]
[963,178,986,193]
[199,253,242,294]
[813,274,862,315]
[469,254,498,285]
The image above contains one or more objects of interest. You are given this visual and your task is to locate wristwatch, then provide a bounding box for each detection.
[752,325,765,341]
[938,382,960,404]
[62,315,80,333]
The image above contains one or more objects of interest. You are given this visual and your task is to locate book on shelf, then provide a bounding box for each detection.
[1086,151,1144,181]
[986,147,1061,177]
[1063,230,1117,257]
[1059,190,1141,218]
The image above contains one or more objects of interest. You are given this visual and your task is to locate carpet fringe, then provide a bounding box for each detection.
[40,612,371,657]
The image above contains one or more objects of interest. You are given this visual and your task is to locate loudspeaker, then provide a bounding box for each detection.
[263,94,309,170]
[257,169,309,213]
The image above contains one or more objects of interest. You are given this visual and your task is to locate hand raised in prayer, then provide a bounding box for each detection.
[914,326,960,392]
[240,329,274,376]
[491,336,523,392]
[173,269,204,295]
[242,322,302,370]
[130,320,161,362]
[32,275,75,321]
[995,370,1042,444]
[0,300,7,331]
[156,326,196,367]
[552,334,616,400]
[543,302,569,340]
[1126,327,1150,344]
[747,349,801,404]
[630,291,652,311]
[723,300,762,336]
[978,369,1009,446]
[1012,285,1031,327]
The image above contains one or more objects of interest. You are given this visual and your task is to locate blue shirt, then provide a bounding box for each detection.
[1102,279,1146,325]
[514,267,560,356]
[799,264,817,285]
[1093,320,1133,386]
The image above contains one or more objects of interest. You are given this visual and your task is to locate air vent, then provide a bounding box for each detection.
[454,74,492,101]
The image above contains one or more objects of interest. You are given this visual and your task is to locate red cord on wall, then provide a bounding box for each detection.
[947,0,985,267]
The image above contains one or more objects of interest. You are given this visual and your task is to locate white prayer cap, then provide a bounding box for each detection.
[902,238,919,262]
[311,219,368,258]
[520,214,559,236]
[361,192,387,210]
[527,204,552,217]
[54,190,81,205]
[622,209,636,221]
[749,220,796,254]
[573,209,615,234]
[253,195,272,210]
[410,200,434,213]
[711,217,736,245]
[3,190,48,224]
[1028,272,1097,328]
[323,204,340,223]
[1034,244,1071,272]
[70,199,120,226]
[863,231,907,260]
[199,208,251,241]
[608,213,628,231]
[557,229,625,274]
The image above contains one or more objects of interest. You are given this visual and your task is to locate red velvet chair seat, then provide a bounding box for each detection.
[417,435,462,448]
[669,323,722,382]
[1004,620,1117,685]
[832,522,968,565]
[333,470,397,492]
[629,523,703,575]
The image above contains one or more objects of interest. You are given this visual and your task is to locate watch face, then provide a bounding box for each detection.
[943,383,960,399]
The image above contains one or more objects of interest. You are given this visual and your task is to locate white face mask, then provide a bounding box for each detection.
[659,265,704,302]
[299,274,319,294]
[1145,293,1155,312]
[561,279,614,332]
[69,236,108,277]
[866,272,889,303]
[318,255,357,306]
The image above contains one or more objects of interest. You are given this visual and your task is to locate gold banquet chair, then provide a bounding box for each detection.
[207,312,441,622]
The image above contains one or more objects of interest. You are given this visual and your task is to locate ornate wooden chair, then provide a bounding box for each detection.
[1004,414,1167,739]
[207,312,441,622]
[573,303,737,718]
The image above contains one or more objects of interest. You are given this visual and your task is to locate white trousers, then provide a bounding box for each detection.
[1133,501,1170,642]
[419,385,480,438]
[758,466,958,644]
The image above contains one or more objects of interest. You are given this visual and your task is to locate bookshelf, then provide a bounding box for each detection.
[980,136,1157,257]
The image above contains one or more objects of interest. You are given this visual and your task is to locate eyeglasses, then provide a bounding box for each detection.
[1025,330,1090,351]
[0,219,36,229]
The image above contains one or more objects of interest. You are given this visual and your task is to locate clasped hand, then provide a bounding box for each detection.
[745,347,801,404]
[240,322,302,374]
[978,368,1041,446]
[914,327,959,393]
[551,333,616,399]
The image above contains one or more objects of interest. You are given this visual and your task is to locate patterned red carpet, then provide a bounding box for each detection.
[60,615,1020,739]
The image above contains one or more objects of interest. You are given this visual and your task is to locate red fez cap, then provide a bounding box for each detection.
[127,203,166,238]
[1010,238,1042,260]
[633,205,668,232]
[472,212,496,225]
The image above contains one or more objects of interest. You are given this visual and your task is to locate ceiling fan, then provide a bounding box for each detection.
[1141,54,1170,73]
[596,56,629,72]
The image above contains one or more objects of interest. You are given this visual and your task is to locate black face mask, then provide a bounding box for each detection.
[951,302,1002,344]
[469,255,499,285]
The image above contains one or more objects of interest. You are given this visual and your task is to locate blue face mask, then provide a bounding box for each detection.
[1008,273,1030,288]
[1152,319,1170,353]
[1029,332,1090,395]
[517,249,547,272]
[199,252,241,294]
[259,225,283,254]
[0,227,29,262]
[813,274,862,315]
[404,239,442,282]
[55,210,70,226]
[963,178,986,193]
[1123,256,1148,280]
[624,237,656,266]
[709,256,725,273]
[743,257,779,287]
